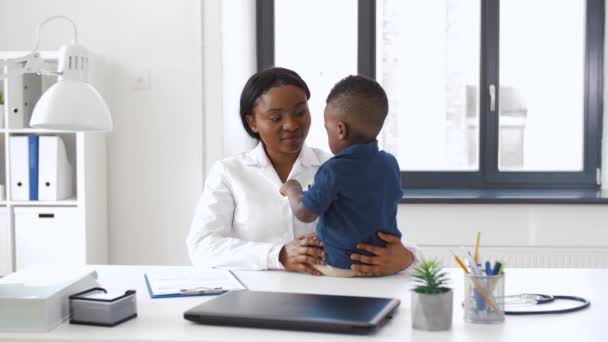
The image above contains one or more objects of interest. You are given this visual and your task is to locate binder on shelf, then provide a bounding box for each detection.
[6,75,24,128]
[0,82,5,128]
[38,136,74,201]
[22,73,42,127]
[10,136,30,201]
[28,135,39,201]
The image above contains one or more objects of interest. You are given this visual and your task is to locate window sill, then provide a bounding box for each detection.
[400,188,608,204]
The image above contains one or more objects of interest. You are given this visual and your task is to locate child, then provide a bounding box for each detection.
[280,75,404,277]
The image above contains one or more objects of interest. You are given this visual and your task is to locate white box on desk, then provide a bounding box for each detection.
[0,266,99,332]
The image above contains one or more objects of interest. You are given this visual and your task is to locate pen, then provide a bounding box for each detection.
[474,232,481,264]
[179,287,225,295]
[460,247,481,275]
[485,261,492,276]
[497,260,506,274]
[489,261,505,293]
[491,261,502,276]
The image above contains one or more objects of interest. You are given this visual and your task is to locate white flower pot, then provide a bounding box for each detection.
[411,289,453,331]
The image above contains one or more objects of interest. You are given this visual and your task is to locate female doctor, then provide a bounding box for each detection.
[187,67,416,276]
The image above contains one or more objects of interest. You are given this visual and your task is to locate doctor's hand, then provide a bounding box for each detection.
[350,232,414,277]
[279,233,325,276]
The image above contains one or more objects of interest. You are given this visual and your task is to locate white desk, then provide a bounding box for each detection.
[1,266,606,341]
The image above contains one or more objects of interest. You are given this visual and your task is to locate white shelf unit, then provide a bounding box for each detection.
[0,51,108,275]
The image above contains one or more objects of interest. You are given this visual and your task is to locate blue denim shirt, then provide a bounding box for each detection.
[301,140,402,269]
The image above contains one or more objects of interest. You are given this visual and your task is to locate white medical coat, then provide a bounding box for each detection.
[187,142,417,270]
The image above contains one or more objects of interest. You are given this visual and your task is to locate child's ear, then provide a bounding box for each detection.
[337,121,349,140]
[245,114,258,133]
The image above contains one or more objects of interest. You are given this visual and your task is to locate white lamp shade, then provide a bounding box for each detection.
[30,79,113,131]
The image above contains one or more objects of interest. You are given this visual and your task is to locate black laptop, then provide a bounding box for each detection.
[183,290,400,334]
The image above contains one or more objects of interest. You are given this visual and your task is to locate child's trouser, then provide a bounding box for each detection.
[312,264,357,277]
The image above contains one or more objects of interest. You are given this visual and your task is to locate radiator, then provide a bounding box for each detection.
[419,246,608,268]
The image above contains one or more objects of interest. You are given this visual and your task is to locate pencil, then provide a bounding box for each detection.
[473,231,481,263]
[453,255,470,274]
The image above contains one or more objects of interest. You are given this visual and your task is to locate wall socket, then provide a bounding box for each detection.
[133,70,151,90]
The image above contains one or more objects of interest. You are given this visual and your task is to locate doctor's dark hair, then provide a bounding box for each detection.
[239,67,311,140]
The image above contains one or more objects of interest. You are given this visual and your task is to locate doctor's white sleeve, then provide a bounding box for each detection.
[186,162,282,270]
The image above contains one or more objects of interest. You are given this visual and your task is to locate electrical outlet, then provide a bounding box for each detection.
[133,70,151,90]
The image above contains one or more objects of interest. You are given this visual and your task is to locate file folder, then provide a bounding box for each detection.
[144,268,246,299]
[10,136,29,201]
[6,75,25,129]
[38,136,74,201]
[28,135,39,201]
[22,73,42,126]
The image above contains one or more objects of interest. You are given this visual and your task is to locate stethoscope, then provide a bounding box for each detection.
[502,293,590,315]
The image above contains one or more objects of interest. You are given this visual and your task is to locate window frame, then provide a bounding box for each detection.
[257,0,604,190]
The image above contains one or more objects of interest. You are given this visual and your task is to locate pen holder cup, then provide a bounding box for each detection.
[464,273,505,324]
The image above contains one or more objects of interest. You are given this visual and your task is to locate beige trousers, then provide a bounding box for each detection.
[312,264,357,278]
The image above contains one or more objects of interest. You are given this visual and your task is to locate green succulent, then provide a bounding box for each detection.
[412,259,450,294]
[0,89,4,105]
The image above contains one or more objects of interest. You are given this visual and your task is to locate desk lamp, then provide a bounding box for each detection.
[0,15,112,131]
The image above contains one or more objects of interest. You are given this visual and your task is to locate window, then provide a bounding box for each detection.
[378,0,481,172]
[498,0,584,172]
[258,0,358,153]
[257,0,604,189]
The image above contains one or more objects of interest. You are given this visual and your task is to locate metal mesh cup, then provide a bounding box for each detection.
[464,273,505,323]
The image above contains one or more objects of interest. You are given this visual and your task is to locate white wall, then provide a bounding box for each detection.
[1,0,607,267]
[0,0,203,265]
[202,0,223,174]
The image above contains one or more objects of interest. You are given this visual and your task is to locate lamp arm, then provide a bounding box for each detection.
[0,53,59,82]
[32,15,78,52]
[0,15,77,81]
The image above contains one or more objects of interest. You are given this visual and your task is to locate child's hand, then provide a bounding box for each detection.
[279,184,288,196]
[280,179,302,196]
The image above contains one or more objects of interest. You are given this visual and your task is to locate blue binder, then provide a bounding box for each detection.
[28,135,39,201]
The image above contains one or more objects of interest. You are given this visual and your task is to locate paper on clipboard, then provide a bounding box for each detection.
[144,268,246,298]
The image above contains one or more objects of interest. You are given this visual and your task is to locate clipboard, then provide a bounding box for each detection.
[144,268,247,299]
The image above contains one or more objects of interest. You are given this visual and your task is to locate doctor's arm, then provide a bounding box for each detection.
[187,162,286,270]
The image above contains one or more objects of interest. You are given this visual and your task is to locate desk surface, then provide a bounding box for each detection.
[1,266,607,342]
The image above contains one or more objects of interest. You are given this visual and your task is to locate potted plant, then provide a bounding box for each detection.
[411,259,453,331]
